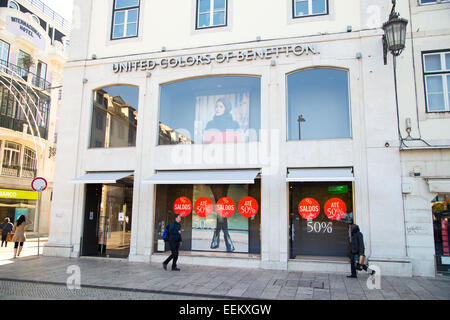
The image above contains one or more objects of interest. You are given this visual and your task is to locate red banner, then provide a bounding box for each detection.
[324,198,347,221]
[298,198,320,220]
[194,197,214,218]
[238,196,259,218]
[216,197,236,218]
[173,197,192,217]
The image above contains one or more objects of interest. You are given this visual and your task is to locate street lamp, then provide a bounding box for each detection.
[382,0,408,65]
[297,114,306,140]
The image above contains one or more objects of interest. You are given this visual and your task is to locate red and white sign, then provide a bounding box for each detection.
[324,198,347,221]
[194,197,213,218]
[298,198,320,220]
[442,219,449,256]
[216,197,236,218]
[31,177,47,192]
[238,196,259,218]
[173,197,192,217]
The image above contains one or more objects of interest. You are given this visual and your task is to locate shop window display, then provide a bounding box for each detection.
[432,194,450,274]
[154,182,261,255]
[289,181,353,258]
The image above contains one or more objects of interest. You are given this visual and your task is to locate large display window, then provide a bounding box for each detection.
[289,181,353,258]
[158,76,261,145]
[154,181,261,255]
[432,194,450,274]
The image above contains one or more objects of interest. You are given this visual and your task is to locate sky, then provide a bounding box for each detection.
[43,0,74,22]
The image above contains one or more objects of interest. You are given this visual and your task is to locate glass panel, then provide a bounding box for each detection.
[126,23,137,37]
[127,9,138,23]
[432,195,450,275]
[154,182,261,255]
[0,40,9,66]
[8,1,19,10]
[312,0,326,14]
[90,85,139,148]
[113,25,124,39]
[114,11,125,25]
[447,75,450,108]
[214,0,226,10]
[424,54,442,72]
[213,11,225,26]
[420,0,437,3]
[115,0,139,9]
[198,13,210,28]
[287,68,351,140]
[199,0,211,13]
[159,76,261,145]
[289,182,353,258]
[295,1,309,16]
[445,53,450,71]
[427,75,444,93]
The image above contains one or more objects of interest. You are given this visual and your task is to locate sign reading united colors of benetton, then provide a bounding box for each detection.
[113,43,319,73]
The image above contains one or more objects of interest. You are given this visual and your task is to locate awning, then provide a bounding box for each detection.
[143,169,260,184]
[287,168,354,182]
[426,178,450,193]
[70,171,134,184]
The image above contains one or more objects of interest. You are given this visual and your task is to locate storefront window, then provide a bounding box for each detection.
[154,181,261,255]
[89,85,138,148]
[289,181,353,258]
[158,76,261,145]
[0,189,37,232]
[287,68,351,140]
[432,195,450,274]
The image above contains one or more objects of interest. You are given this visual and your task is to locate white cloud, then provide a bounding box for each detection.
[42,0,74,22]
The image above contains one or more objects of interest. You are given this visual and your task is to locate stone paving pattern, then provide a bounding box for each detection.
[0,255,449,300]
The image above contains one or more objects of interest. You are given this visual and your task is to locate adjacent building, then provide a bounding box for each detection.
[0,0,69,235]
[44,0,449,277]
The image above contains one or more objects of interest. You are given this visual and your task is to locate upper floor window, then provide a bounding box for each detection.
[112,0,140,39]
[0,39,10,67]
[419,0,450,5]
[90,85,139,148]
[31,14,40,25]
[8,1,19,10]
[159,76,261,145]
[423,51,450,112]
[196,0,227,29]
[293,0,328,18]
[287,68,351,140]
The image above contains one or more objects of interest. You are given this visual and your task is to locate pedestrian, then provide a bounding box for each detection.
[162,214,183,271]
[12,215,32,259]
[348,223,375,278]
[1,218,14,247]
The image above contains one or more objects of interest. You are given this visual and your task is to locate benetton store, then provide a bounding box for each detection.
[46,34,411,275]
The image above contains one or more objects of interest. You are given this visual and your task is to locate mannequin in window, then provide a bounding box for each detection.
[203,98,241,143]
[209,184,235,252]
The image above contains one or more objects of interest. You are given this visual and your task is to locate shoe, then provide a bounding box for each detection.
[162,263,167,270]
[172,267,180,271]
[370,270,376,276]
[347,275,357,278]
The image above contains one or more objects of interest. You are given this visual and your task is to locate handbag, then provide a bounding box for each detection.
[6,232,14,242]
[356,255,368,270]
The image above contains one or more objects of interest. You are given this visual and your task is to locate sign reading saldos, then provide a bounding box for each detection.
[113,43,319,73]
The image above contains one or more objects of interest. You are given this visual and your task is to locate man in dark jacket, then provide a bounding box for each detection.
[0,218,13,247]
[162,215,183,271]
[348,224,375,278]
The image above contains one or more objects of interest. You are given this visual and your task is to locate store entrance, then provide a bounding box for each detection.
[82,181,133,258]
[432,195,450,275]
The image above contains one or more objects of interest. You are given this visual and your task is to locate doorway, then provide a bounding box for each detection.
[82,181,133,258]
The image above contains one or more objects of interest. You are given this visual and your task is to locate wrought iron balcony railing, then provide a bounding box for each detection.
[0,60,52,93]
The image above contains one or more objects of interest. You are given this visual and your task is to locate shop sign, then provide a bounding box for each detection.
[238,196,259,218]
[194,197,213,217]
[7,16,46,51]
[324,198,347,221]
[0,189,38,200]
[298,198,320,220]
[216,197,236,218]
[328,185,348,194]
[113,43,319,73]
[173,197,192,217]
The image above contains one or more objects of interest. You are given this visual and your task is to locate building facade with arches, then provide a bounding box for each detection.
[44,0,450,277]
[0,0,69,235]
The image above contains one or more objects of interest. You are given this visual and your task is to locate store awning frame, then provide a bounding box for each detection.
[287,168,354,182]
[69,171,134,184]
[142,169,260,185]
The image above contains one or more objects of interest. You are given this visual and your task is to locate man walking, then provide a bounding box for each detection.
[1,218,13,247]
[348,223,375,278]
[162,215,183,271]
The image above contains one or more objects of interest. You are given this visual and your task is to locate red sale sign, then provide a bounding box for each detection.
[216,197,236,218]
[173,197,192,217]
[238,197,259,218]
[324,198,347,221]
[298,198,320,220]
[194,197,213,218]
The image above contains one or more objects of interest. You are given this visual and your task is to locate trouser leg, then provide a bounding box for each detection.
[350,254,357,277]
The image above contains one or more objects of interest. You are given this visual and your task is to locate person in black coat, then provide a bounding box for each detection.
[163,215,183,271]
[1,218,13,247]
[348,224,375,278]
[205,98,240,132]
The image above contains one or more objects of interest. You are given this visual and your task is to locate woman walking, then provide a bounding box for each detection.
[12,215,32,258]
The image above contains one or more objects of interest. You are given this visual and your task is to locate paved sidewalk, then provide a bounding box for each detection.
[0,245,449,300]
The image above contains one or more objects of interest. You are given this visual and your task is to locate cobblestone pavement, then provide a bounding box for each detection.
[0,243,449,300]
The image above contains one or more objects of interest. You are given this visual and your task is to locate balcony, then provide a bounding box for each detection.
[0,114,48,140]
[1,164,37,179]
[0,60,52,93]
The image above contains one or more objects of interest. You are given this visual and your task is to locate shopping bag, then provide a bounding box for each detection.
[6,233,14,242]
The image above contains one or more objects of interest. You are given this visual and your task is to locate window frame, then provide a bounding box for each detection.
[195,0,228,30]
[7,1,19,10]
[0,39,10,67]
[422,50,450,113]
[292,0,329,19]
[110,0,140,40]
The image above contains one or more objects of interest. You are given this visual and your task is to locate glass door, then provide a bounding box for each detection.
[432,195,450,275]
